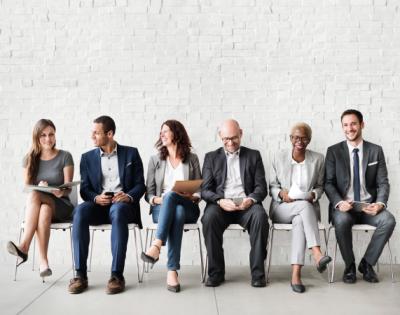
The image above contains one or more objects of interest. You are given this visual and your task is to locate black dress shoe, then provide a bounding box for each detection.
[205,275,225,287]
[290,282,305,293]
[343,262,357,284]
[316,255,332,273]
[251,276,266,288]
[358,258,379,283]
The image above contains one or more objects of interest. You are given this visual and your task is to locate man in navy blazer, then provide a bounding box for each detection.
[325,109,396,284]
[69,116,145,295]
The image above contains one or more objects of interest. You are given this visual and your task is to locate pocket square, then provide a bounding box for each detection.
[368,161,378,166]
[125,162,132,168]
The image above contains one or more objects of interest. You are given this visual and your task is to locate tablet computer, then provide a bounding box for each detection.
[172,179,203,194]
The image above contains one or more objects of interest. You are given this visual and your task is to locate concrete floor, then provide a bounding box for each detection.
[1,263,400,315]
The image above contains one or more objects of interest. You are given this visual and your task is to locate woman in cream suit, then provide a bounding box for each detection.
[269,122,331,293]
[141,119,201,293]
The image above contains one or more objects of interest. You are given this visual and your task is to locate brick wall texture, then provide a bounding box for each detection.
[0,0,399,267]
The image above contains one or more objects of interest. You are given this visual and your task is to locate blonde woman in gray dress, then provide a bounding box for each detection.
[7,119,74,281]
[269,122,331,293]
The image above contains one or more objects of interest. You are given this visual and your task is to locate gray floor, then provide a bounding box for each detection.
[2,263,400,315]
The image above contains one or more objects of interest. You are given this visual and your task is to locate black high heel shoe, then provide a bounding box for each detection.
[7,241,28,267]
[167,271,180,293]
[316,255,332,273]
[39,268,52,283]
[140,243,161,268]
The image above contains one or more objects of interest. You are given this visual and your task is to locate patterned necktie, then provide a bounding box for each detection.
[353,148,360,202]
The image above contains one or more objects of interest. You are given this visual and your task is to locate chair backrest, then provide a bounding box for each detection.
[70,186,78,207]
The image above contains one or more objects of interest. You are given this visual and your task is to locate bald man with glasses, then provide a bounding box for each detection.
[201,119,269,288]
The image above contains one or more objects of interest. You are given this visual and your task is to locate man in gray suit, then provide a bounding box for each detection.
[201,119,269,287]
[325,109,396,283]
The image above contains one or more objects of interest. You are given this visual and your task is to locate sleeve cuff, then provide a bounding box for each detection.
[127,194,134,203]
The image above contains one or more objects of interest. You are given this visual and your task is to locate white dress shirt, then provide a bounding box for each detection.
[223,149,246,199]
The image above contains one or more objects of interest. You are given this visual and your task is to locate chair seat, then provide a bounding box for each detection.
[273,222,326,231]
[20,221,72,229]
[227,224,245,230]
[89,223,138,231]
[352,224,376,231]
[146,223,200,230]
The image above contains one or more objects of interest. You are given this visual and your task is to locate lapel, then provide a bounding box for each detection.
[284,150,292,187]
[117,144,125,186]
[219,148,227,184]
[94,148,102,191]
[239,147,247,185]
[362,141,369,178]
[340,141,351,178]
[182,158,189,180]
[304,150,314,189]
[157,158,166,188]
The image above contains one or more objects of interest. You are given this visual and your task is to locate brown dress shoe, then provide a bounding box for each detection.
[106,276,125,294]
[68,277,88,294]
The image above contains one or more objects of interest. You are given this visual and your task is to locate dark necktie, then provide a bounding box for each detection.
[353,148,360,201]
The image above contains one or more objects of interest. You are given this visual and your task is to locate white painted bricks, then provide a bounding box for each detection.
[0,0,398,267]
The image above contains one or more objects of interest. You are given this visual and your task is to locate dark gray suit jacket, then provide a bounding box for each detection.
[324,140,390,221]
[201,146,268,206]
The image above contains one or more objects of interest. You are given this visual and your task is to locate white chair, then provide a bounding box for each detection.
[14,186,78,281]
[327,224,395,283]
[266,222,328,283]
[87,223,143,283]
[142,223,205,282]
[202,224,247,283]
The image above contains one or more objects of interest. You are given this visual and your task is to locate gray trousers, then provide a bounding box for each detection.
[332,209,396,267]
[271,201,320,265]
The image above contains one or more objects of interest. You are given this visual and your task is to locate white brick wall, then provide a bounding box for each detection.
[0,0,399,268]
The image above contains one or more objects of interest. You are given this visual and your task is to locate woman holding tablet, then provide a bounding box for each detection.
[141,119,201,292]
[7,119,74,281]
[269,122,331,293]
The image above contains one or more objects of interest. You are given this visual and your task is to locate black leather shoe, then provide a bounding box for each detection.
[316,255,332,273]
[251,276,266,288]
[343,262,357,284]
[205,275,225,287]
[290,282,305,293]
[358,258,379,283]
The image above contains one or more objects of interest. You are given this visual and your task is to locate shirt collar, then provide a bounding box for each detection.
[224,148,241,157]
[100,143,118,157]
[347,140,363,154]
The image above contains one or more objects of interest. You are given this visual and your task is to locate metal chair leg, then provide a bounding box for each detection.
[197,227,204,282]
[14,227,24,281]
[132,226,142,283]
[32,235,36,271]
[69,227,75,277]
[88,229,95,272]
[266,225,274,283]
[321,228,329,282]
[387,240,395,283]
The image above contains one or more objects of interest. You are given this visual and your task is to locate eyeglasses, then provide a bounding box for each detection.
[290,135,310,143]
[222,136,240,143]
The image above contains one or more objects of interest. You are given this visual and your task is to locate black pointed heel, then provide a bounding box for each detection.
[167,271,180,293]
[7,241,28,267]
[140,243,161,268]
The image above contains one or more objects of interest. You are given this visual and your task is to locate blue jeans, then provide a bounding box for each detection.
[152,191,200,270]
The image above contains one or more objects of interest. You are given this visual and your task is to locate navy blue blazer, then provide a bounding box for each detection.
[79,144,146,228]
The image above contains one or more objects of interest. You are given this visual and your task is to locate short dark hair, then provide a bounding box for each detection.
[93,115,116,135]
[341,109,363,123]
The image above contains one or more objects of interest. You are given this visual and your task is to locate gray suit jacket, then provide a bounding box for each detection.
[201,146,268,205]
[269,149,325,220]
[145,152,202,213]
[324,140,390,221]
